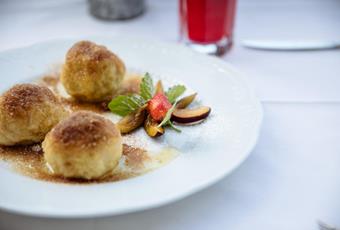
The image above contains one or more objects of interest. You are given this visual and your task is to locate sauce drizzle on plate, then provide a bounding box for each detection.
[0,72,179,184]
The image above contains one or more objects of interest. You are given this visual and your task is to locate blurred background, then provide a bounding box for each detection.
[2,0,339,49]
[1,0,340,102]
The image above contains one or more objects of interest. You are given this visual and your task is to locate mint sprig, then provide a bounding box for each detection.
[140,73,154,101]
[109,73,184,133]
[166,85,186,104]
[108,94,145,116]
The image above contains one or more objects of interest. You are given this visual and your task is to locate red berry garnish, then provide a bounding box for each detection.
[148,93,172,122]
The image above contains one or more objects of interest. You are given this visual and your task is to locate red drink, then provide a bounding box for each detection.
[179,0,236,55]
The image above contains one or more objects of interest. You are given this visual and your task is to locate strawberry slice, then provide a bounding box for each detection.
[148,93,172,122]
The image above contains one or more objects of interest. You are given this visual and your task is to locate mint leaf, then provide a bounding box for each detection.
[166,85,186,104]
[158,101,177,127]
[140,73,154,101]
[108,94,145,116]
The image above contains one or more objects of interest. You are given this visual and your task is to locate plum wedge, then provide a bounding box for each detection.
[144,115,164,137]
[171,106,211,124]
[117,105,147,134]
[176,93,197,109]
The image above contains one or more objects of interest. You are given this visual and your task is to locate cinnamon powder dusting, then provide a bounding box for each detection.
[0,73,179,184]
[0,144,151,184]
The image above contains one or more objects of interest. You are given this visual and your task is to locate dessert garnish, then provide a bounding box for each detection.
[109,73,211,137]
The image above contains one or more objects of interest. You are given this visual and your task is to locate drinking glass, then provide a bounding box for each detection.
[179,0,237,56]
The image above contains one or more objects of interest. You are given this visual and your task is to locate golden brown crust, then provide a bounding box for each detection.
[50,111,119,149]
[67,41,110,61]
[1,84,57,118]
[65,41,125,78]
[61,41,126,102]
[0,83,68,146]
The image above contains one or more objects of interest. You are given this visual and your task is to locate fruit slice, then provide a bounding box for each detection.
[176,93,197,109]
[117,105,147,134]
[155,80,164,94]
[144,115,164,137]
[148,93,172,122]
[171,106,211,124]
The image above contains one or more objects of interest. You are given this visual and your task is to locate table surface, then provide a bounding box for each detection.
[1,0,340,229]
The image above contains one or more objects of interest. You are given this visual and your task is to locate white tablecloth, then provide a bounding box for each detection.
[1,0,339,229]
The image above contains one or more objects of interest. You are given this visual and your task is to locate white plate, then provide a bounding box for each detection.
[0,37,263,218]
